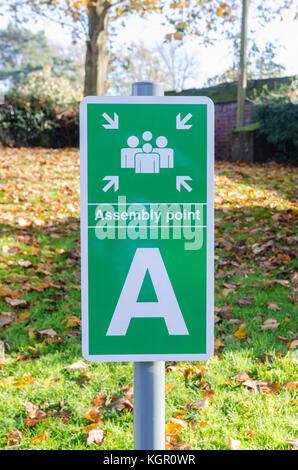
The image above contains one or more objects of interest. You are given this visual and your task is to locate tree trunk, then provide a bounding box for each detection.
[84,0,110,96]
[236,0,248,128]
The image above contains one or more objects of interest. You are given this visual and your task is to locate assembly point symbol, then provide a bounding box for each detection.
[101,127,192,192]
[121,131,174,174]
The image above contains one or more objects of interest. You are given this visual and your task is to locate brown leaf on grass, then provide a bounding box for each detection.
[165,434,179,449]
[192,397,210,411]
[66,360,88,371]
[241,379,258,393]
[260,318,280,330]
[273,279,289,287]
[0,313,16,327]
[198,381,211,390]
[165,421,183,436]
[27,327,36,339]
[76,371,92,387]
[170,417,188,429]
[266,302,280,310]
[24,402,47,426]
[227,318,242,325]
[0,287,15,297]
[165,365,178,373]
[16,374,38,388]
[52,401,72,423]
[18,311,30,321]
[24,418,40,427]
[228,436,241,450]
[236,374,280,395]
[92,394,107,407]
[5,298,28,308]
[222,288,234,297]
[203,389,215,400]
[86,428,104,446]
[82,423,98,432]
[123,384,134,399]
[251,241,274,255]
[233,324,247,340]
[2,246,20,257]
[63,314,81,328]
[288,340,298,349]
[284,381,297,390]
[38,328,57,339]
[257,381,280,395]
[214,338,225,350]
[179,364,207,379]
[244,430,257,439]
[173,410,186,419]
[285,438,298,450]
[170,441,191,450]
[0,376,15,387]
[234,372,254,384]
[165,384,174,395]
[24,402,45,419]
[181,366,196,379]
[65,330,79,337]
[54,409,72,424]
[17,259,32,268]
[276,335,289,345]
[256,353,275,364]
[194,365,207,376]
[84,409,104,425]
[31,433,47,445]
[253,313,265,321]
[199,421,210,427]
[217,305,233,319]
[109,396,133,412]
[7,430,24,446]
[237,297,255,306]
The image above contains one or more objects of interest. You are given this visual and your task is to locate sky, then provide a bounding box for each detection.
[117,11,298,88]
[1,5,297,90]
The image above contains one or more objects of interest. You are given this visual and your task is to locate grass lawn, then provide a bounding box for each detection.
[0,147,297,450]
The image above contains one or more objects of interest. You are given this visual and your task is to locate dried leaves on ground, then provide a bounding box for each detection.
[0,149,297,450]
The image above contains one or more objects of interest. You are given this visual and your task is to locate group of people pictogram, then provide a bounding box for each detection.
[121,131,174,174]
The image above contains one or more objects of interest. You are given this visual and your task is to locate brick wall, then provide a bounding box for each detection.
[215,101,252,160]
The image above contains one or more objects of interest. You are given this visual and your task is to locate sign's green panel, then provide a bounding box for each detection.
[80,96,214,362]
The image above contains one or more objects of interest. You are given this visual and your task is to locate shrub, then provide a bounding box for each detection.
[0,93,79,148]
[19,68,82,107]
[253,103,298,163]
[252,79,298,162]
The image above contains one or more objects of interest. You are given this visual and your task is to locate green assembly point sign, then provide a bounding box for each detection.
[80,96,214,362]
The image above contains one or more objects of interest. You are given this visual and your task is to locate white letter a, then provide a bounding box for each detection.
[106,248,188,336]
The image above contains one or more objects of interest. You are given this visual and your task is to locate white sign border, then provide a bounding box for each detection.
[80,96,214,362]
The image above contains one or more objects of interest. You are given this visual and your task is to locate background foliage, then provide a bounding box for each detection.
[0,93,79,148]
[19,67,82,106]
[0,26,84,90]
[253,102,298,163]
[252,78,298,162]
[1,76,297,158]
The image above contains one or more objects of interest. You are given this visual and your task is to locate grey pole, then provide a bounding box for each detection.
[132,81,165,451]
[132,81,164,97]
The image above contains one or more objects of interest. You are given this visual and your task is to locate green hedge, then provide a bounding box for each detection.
[253,101,298,162]
[0,93,79,148]
[166,75,297,103]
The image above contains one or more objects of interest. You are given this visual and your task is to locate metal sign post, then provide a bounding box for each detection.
[80,81,214,451]
[132,82,165,450]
